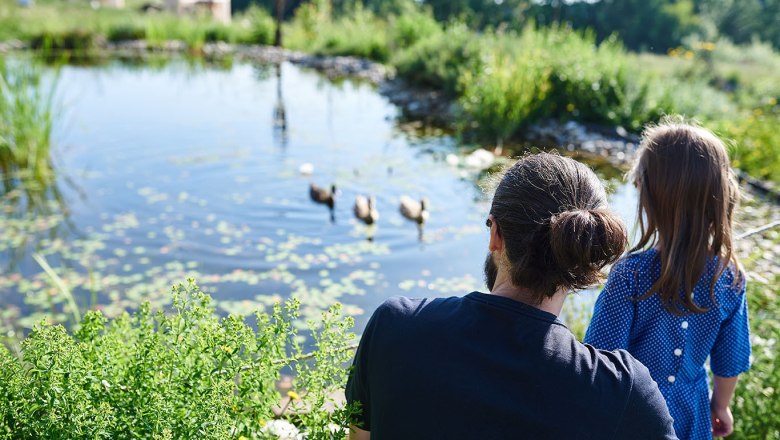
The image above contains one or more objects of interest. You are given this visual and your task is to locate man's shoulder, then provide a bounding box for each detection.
[374,295,462,320]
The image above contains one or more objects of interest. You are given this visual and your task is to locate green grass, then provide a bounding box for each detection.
[0,0,275,52]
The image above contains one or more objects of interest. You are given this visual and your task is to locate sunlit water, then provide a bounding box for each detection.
[0,59,638,337]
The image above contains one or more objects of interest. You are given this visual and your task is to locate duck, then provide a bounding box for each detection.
[399,196,429,225]
[354,195,379,225]
[310,183,336,209]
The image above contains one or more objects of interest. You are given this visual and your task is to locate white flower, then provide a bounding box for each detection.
[261,420,302,440]
[327,423,347,435]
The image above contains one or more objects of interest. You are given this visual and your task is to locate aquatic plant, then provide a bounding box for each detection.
[0,280,358,439]
[0,57,57,205]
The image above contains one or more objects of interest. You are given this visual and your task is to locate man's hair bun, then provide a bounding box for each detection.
[549,209,627,291]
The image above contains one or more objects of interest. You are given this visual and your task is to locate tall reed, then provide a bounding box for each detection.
[0,57,57,201]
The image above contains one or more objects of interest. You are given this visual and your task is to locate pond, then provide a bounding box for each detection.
[0,58,639,338]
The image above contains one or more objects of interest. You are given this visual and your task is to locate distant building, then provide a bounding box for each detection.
[165,0,231,23]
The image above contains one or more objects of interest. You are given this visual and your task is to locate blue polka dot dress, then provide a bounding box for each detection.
[584,249,751,440]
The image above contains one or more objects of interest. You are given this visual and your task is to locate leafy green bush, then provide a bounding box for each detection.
[540,33,655,130]
[715,104,780,184]
[29,29,100,53]
[0,280,356,439]
[298,8,389,62]
[204,22,239,43]
[386,7,441,51]
[106,22,147,42]
[393,23,483,96]
[459,44,551,142]
[237,5,275,45]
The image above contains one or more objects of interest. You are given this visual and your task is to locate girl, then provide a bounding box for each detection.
[584,119,751,439]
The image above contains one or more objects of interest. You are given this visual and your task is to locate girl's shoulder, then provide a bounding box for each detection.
[602,250,657,293]
[711,258,747,297]
[612,249,659,272]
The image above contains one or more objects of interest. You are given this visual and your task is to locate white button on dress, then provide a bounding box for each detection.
[681,321,689,329]
[674,348,683,356]
[668,375,676,383]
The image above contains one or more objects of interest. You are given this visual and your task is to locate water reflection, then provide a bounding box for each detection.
[272,63,288,149]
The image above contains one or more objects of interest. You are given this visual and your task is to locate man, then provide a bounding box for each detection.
[346,154,678,439]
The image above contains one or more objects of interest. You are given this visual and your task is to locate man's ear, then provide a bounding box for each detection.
[488,214,503,253]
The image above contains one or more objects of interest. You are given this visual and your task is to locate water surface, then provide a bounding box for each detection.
[0,58,638,336]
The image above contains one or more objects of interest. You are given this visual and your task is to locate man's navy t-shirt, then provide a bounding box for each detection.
[345,292,678,439]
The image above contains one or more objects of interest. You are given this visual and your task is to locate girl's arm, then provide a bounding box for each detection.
[711,375,739,437]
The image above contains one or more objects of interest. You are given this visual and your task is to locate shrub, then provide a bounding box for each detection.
[0,280,357,439]
[542,32,654,130]
[107,22,147,42]
[459,45,551,142]
[237,5,275,46]
[715,104,780,184]
[393,23,483,96]
[203,22,237,43]
[316,9,389,62]
[29,29,100,53]
[387,7,441,51]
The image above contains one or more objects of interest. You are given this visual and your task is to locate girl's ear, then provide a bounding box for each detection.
[488,214,504,253]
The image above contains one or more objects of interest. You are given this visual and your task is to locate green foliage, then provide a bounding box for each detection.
[0,0,274,50]
[240,5,276,46]
[0,280,357,439]
[540,32,660,130]
[731,277,780,439]
[392,23,481,96]
[286,5,389,62]
[29,29,100,53]
[0,57,56,199]
[106,22,147,42]
[715,104,780,184]
[459,40,551,141]
[386,7,441,51]
[451,26,681,139]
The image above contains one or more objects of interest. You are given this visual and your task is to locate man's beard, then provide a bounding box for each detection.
[483,252,498,292]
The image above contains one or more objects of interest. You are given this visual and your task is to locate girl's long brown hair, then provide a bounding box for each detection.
[629,118,742,315]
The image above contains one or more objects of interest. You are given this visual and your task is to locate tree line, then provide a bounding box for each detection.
[233,0,780,53]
